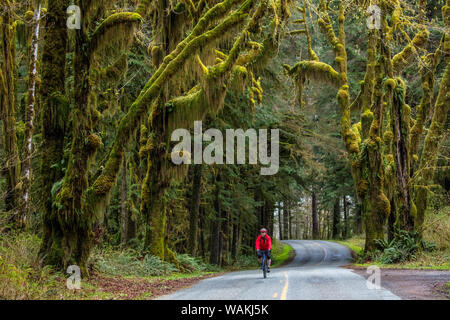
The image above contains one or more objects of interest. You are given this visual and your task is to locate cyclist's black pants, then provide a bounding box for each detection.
[256,249,271,259]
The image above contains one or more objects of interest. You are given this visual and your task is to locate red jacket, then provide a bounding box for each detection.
[256,234,272,250]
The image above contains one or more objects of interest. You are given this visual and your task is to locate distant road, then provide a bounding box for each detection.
[158,240,400,300]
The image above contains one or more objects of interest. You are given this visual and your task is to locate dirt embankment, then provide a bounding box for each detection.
[348,267,450,300]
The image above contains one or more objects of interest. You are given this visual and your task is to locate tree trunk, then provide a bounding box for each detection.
[199,207,206,258]
[231,218,240,262]
[0,4,21,222]
[388,198,395,242]
[391,79,414,232]
[283,201,289,240]
[355,203,363,234]
[332,199,340,239]
[38,0,69,265]
[342,196,348,239]
[21,2,42,226]
[121,154,128,245]
[263,200,274,236]
[209,183,221,265]
[289,202,293,239]
[414,63,449,233]
[312,192,319,239]
[220,210,229,266]
[188,164,202,256]
[278,203,283,240]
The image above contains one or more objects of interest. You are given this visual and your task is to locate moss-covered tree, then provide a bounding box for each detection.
[0,0,21,224]
[285,0,449,252]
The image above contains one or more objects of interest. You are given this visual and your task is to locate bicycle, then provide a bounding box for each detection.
[260,250,268,278]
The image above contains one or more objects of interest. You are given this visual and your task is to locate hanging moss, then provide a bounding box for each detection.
[136,0,152,16]
[392,29,429,74]
[385,78,396,89]
[24,10,34,21]
[86,133,103,151]
[1,5,21,218]
[415,64,449,232]
[412,0,450,234]
[89,12,143,61]
[287,61,341,87]
[151,45,164,68]
[383,130,393,143]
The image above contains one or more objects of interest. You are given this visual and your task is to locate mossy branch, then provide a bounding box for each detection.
[85,0,256,214]
[286,61,341,87]
[89,12,142,60]
[392,29,429,74]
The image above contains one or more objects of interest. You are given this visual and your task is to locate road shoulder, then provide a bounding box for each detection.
[345,266,450,300]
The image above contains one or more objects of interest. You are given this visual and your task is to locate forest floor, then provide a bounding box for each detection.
[335,208,450,300]
[77,241,295,300]
[334,207,450,299]
[0,234,293,300]
[348,267,450,300]
[68,272,225,300]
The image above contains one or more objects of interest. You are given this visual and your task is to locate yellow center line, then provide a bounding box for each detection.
[280,271,289,300]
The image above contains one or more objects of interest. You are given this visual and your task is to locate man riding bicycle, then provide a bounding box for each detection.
[256,228,272,272]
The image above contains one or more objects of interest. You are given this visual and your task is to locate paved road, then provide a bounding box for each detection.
[158,240,400,300]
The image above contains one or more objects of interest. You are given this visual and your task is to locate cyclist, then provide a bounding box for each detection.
[256,228,272,272]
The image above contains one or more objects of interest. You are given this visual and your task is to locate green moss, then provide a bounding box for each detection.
[151,45,163,68]
[361,109,374,137]
[86,133,102,151]
[337,87,349,106]
[392,29,429,73]
[383,130,393,143]
[89,12,143,60]
[357,179,369,197]
[24,10,34,21]
[385,78,396,89]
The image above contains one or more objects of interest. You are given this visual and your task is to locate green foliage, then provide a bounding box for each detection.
[0,232,57,299]
[375,230,437,264]
[175,254,219,273]
[1,0,448,288]
[271,240,294,267]
[233,255,260,268]
[95,249,178,277]
[95,248,219,277]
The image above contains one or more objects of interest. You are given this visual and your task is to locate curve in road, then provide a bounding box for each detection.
[158,240,400,300]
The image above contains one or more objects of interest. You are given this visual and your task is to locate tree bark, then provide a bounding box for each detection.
[0,3,21,222]
[388,198,396,242]
[332,199,340,239]
[355,203,363,234]
[342,196,348,239]
[278,203,283,240]
[121,154,128,245]
[312,192,319,239]
[21,2,42,226]
[283,200,289,240]
[288,202,293,239]
[38,0,69,264]
[231,217,240,261]
[188,164,202,256]
[199,206,206,258]
[209,175,221,265]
